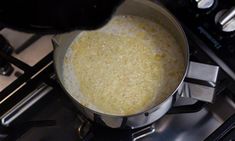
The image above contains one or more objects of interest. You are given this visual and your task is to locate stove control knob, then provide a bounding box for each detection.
[215,7,235,32]
[195,0,215,9]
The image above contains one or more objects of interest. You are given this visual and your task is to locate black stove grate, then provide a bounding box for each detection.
[0,51,53,116]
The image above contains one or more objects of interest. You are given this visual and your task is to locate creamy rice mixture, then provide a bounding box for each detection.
[63,15,185,115]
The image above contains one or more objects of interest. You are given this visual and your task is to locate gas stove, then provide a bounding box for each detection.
[0,0,235,141]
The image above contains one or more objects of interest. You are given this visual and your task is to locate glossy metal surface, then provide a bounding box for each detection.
[187,62,219,85]
[182,61,219,103]
[52,0,219,129]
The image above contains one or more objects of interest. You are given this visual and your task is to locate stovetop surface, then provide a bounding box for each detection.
[1,0,235,141]
[4,75,234,141]
[1,38,234,141]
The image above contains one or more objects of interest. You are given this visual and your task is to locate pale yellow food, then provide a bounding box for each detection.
[63,15,185,115]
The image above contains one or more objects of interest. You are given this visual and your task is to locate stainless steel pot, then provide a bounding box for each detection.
[52,0,219,129]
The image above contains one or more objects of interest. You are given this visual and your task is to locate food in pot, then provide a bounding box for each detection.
[63,15,185,116]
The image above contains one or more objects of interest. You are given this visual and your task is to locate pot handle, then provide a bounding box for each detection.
[180,61,220,103]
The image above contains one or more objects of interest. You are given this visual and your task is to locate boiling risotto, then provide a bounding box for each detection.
[63,15,185,115]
